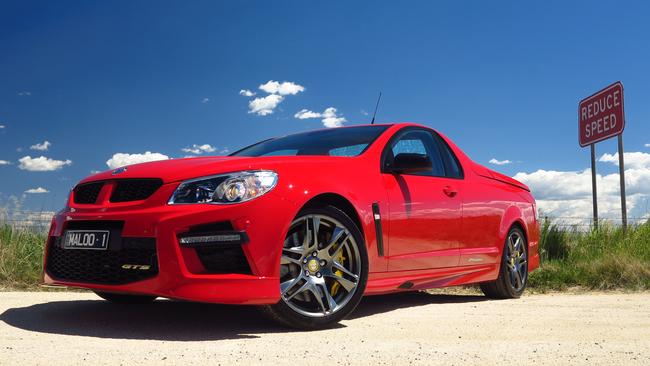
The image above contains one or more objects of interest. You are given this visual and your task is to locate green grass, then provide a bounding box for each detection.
[0,220,649,291]
[0,223,47,290]
[529,219,650,291]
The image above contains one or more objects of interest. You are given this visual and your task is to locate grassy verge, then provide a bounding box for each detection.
[0,224,47,290]
[0,221,649,291]
[529,219,650,291]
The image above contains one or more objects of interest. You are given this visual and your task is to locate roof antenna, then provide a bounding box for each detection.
[370,92,382,125]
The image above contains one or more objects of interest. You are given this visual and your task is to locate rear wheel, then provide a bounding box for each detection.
[264,206,368,330]
[94,291,157,304]
[480,226,528,299]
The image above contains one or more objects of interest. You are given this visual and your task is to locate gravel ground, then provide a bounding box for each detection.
[0,291,648,365]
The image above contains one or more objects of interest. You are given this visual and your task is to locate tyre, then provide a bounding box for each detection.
[264,205,368,330]
[480,226,528,299]
[94,291,157,304]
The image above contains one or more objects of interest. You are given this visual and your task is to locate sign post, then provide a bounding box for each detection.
[578,81,626,229]
[590,144,598,228]
[618,134,627,229]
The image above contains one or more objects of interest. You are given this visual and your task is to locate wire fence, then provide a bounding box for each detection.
[1,210,647,233]
[539,215,649,229]
[0,210,55,233]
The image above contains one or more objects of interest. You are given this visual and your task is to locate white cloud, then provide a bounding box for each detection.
[239,89,256,97]
[645,143,650,148]
[18,156,72,171]
[0,125,5,129]
[18,91,31,96]
[106,152,169,169]
[321,107,346,128]
[361,109,369,116]
[30,140,51,151]
[0,160,10,165]
[489,158,512,166]
[599,152,650,169]
[181,144,216,155]
[294,109,323,119]
[25,187,49,194]
[514,153,650,224]
[202,97,210,104]
[249,94,284,116]
[259,81,305,96]
[90,170,101,174]
[294,107,346,128]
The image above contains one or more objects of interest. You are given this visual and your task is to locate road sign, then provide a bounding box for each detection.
[578,81,627,229]
[578,81,625,147]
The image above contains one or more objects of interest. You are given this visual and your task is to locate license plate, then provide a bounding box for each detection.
[63,230,110,250]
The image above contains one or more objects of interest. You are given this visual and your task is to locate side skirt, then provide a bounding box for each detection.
[364,263,499,296]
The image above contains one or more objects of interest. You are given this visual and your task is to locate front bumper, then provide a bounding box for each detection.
[43,185,298,305]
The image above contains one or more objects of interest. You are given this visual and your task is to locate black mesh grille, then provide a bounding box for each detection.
[110,179,163,203]
[73,182,104,204]
[195,245,252,274]
[46,236,158,285]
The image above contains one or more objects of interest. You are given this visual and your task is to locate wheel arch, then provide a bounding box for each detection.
[500,205,530,248]
[300,193,363,235]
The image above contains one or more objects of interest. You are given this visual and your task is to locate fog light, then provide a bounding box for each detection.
[178,232,248,246]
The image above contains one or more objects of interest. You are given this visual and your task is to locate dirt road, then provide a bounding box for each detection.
[0,291,648,365]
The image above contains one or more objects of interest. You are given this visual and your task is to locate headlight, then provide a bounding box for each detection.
[168,170,278,204]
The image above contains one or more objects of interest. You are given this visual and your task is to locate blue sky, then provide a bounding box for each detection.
[2,1,650,221]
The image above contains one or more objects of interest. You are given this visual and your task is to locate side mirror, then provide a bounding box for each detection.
[389,153,432,174]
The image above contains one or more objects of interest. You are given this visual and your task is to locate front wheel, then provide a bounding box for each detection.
[264,206,368,330]
[480,226,528,299]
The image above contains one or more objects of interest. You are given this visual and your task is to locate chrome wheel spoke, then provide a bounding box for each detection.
[308,285,327,314]
[283,246,304,256]
[322,226,347,257]
[320,283,338,312]
[280,276,302,296]
[513,270,523,289]
[328,273,357,292]
[284,279,309,301]
[507,236,516,255]
[281,255,302,265]
[514,237,522,252]
[305,216,321,250]
[332,260,358,281]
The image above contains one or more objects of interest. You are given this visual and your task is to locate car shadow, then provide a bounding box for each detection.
[352,291,487,319]
[0,292,487,341]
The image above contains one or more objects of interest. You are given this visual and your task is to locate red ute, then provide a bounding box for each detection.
[44,123,539,329]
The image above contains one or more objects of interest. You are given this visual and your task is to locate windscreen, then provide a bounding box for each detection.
[231,125,390,157]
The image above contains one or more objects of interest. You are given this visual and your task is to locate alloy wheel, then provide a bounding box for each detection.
[280,214,362,317]
[504,231,527,291]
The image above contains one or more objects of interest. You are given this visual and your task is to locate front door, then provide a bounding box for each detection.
[382,128,463,270]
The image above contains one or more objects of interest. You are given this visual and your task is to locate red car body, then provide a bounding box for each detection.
[43,123,539,305]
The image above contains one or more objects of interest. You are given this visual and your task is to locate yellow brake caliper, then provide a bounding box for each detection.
[330,248,346,296]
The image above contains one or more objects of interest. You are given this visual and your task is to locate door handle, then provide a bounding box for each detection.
[443,186,457,197]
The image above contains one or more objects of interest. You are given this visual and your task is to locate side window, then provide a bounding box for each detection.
[329,144,366,156]
[387,130,446,177]
[260,149,298,156]
[431,133,464,179]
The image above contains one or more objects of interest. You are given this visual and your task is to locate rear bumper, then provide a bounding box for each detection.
[43,190,298,305]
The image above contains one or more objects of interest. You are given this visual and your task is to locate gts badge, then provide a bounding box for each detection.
[122,264,151,270]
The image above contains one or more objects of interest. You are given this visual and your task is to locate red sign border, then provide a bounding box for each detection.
[578,81,625,147]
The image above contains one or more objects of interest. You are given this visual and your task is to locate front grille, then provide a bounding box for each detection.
[73,182,104,204]
[46,235,158,285]
[110,179,163,202]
